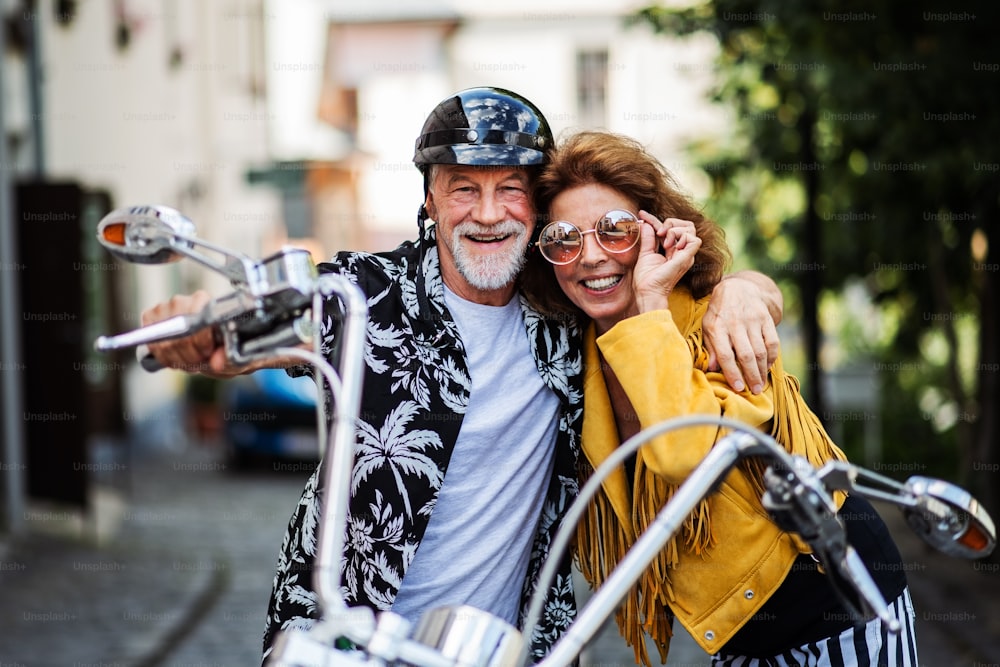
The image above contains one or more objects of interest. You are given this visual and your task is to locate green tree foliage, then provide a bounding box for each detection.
[635,1,1000,509]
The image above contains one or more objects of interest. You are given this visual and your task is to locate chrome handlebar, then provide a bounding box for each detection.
[93,205,320,371]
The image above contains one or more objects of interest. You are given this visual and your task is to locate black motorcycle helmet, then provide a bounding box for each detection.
[410,87,553,319]
[413,86,553,171]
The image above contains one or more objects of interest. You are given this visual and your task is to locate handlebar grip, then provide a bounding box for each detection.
[136,345,164,373]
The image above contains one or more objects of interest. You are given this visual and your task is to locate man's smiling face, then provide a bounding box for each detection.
[425,164,535,305]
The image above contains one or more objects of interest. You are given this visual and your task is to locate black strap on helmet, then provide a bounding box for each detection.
[415,128,548,154]
[415,203,432,320]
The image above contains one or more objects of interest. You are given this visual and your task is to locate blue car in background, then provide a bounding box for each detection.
[220,368,321,469]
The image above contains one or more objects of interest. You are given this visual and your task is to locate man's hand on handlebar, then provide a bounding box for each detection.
[141,290,302,378]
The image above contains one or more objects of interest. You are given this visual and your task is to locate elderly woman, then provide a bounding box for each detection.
[521,131,917,666]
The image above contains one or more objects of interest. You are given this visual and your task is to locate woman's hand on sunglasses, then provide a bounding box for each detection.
[632,212,701,315]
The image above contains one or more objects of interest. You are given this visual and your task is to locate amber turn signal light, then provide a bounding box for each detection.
[957,524,991,552]
[101,222,127,246]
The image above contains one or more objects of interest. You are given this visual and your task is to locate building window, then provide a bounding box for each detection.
[577,49,608,128]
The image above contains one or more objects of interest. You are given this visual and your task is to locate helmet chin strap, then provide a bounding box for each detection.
[415,203,433,323]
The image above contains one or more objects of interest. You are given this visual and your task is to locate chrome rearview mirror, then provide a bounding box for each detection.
[902,476,996,559]
[97,205,196,264]
[97,204,258,287]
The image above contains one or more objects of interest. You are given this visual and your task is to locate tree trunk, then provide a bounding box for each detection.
[973,218,1000,529]
[926,231,974,482]
[799,106,824,417]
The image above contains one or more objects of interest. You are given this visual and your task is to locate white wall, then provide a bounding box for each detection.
[39,0,281,413]
[263,0,349,162]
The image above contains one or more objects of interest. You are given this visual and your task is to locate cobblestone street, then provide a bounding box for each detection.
[0,431,311,667]
[114,440,697,667]
[121,444,311,666]
[2,425,998,666]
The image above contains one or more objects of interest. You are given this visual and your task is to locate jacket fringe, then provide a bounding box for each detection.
[574,328,848,666]
[575,461,675,667]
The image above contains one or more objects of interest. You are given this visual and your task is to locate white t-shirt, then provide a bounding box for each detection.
[390,288,561,627]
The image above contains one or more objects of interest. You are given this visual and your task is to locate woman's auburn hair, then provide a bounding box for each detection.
[520,130,731,319]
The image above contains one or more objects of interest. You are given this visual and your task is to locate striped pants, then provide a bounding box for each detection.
[712,588,919,667]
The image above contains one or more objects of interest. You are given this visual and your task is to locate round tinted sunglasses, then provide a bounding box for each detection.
[535,210,642,265]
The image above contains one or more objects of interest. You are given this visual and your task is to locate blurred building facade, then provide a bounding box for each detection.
[1,0,291,533]
[273,0,726,249]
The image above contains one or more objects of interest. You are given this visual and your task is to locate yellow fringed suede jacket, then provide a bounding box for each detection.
[575,288,847,665]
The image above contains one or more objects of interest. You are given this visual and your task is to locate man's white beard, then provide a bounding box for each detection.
[451,221,528,291]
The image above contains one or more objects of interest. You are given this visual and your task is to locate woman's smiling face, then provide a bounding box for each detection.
[549,183,642,334]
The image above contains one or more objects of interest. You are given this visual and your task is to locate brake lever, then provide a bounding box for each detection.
[97,244,320,372]
[815,462,911,507]
[95,312,210,354]
[95,289,260,371]
[761,459,900,633]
